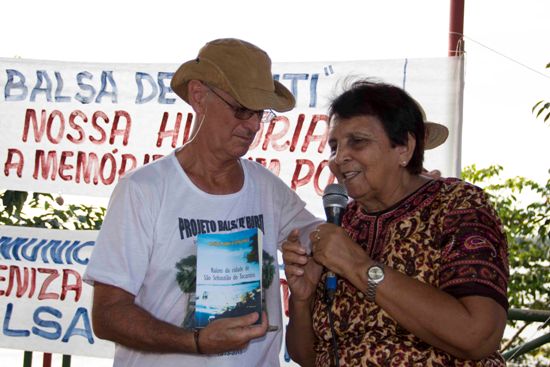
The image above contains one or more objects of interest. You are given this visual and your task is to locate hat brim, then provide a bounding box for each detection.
[425,122,449,150]
[170,59,295,113]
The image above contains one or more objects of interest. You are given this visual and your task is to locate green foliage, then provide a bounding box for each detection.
[462,165,550,311]
[532,63,550,124]
[1,190,105,230]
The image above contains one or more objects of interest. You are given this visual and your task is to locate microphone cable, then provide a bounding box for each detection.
[325,281,340,367]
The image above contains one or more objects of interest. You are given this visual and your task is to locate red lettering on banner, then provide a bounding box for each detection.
[156,112,194,148]
[61,269,82,302]
[0,265,82,301]
[32,150,139,184]
[301,114,329,153]
[290,159,336,194]
[119,154,137,175]
[109,110,131,145]
[76,151,100,184]
[46,110,65,144]
[22,109,47,142]
[251,114,328,154]
[157,111,181,148]
[34,150,58,180]
[313,160,336,195]
[59,151,74,180]
[22,108,132,145]
[38,268,60,300]
[4,149,24,177]
[67,110,87,144]
[0,265,6,296]
[290,114,305,152]
[5,265,35,297]
[262,117,290,151]
[90,111,108,144]
[100,152,117,184]
[291,159,315,190]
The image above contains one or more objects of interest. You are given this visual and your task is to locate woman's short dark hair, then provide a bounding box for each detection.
[328,80,425,175]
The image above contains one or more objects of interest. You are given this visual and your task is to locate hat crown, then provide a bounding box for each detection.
[198,39,274,92]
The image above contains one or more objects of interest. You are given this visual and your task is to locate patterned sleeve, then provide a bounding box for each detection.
[438,181,510,310]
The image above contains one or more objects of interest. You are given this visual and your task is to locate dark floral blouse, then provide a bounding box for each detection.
[312,178,509,366]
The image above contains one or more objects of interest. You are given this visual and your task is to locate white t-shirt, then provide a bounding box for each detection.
[84,150,320,367]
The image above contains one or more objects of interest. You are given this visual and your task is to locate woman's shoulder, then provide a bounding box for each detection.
[437,177,484,196]
[433,177,493,211]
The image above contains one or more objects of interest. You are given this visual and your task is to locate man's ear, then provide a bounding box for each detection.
[187,80,208,114]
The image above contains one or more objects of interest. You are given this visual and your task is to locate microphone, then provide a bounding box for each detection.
[322,183,348,301]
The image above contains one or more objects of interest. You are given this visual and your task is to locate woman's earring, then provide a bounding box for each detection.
[401,161,408,167]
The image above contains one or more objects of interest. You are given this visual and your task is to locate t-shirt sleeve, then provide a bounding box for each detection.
[271,178,323,253]
[438,183,510,310]
[83,176,154,296]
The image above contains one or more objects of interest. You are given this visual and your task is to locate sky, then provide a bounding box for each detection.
[2,0,549,365]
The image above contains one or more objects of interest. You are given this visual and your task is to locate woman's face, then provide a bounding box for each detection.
[328,115,406,207]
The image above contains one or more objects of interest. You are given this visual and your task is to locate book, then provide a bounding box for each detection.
[194,228,263,328]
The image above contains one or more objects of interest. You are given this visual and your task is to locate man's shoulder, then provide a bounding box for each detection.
[242,159,283,182]
[123,153,175,183]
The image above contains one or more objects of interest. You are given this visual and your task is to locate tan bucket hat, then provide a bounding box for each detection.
[414,97,449,150]
[171,38,295,112]
[425,122,449,150]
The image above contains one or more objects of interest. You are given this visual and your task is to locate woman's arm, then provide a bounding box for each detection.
[312,224,507,360]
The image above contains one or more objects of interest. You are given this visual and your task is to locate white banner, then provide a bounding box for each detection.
[0,57,463,217]
[0,225,113,357]
[0,57,463,358]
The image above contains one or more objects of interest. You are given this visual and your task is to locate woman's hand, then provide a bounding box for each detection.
[310,223,370,278]
[282,229,322,302]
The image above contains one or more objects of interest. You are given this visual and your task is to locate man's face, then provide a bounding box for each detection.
[202,86,262,159]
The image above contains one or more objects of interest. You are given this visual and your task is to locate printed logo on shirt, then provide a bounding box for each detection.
[178,214,264,239]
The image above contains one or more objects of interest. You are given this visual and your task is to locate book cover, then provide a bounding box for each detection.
[195,228,263,328]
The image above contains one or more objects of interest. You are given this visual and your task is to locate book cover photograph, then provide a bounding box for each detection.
[195,228,263,328]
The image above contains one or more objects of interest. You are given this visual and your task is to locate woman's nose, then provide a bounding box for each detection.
[333,145,350,165]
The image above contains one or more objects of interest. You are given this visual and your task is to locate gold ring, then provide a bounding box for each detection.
[313,229,321,242]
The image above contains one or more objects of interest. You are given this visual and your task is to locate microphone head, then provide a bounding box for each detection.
[322,183,348,209]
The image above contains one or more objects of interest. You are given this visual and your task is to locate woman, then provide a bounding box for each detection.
[283,80,509,366]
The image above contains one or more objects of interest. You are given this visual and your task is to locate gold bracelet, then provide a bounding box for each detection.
[193,329,203,354]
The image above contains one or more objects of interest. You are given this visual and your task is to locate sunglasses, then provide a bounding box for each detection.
[206,86,276,124]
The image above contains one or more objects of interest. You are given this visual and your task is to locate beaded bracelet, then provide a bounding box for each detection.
[193,329,203,354]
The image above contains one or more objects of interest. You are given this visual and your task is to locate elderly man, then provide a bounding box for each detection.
[84,38,320,367]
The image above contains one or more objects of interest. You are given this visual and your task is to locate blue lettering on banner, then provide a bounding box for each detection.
[4,69,28,101]
[94,71,118,104]
[3,69,120,104]
[2,303,95,344]
[62,307,94,343]
[0,236,94,265]
[30,70,54,102]
[75,71,96,104]
[54,71,71,102]
[32,306,62,340]
[273,73,319,108]
[135,72,157,104]
[135,72,176,104]
[3,303,30,337]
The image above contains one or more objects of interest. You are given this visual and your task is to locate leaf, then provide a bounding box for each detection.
[532,100,544,112]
